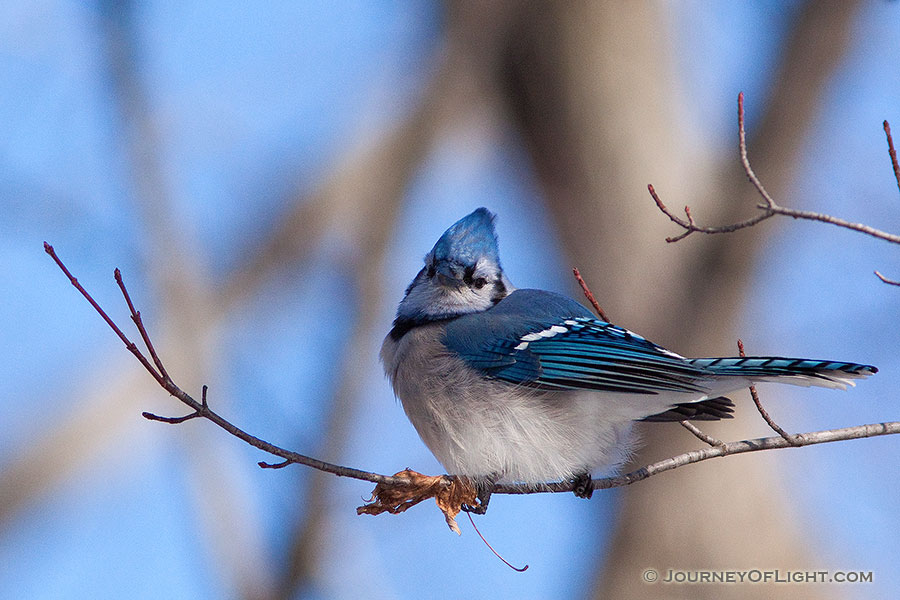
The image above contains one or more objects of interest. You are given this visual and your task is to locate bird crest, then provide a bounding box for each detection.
[430,207,500,267]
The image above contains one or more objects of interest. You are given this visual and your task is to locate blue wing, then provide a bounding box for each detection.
[443,289,714,395]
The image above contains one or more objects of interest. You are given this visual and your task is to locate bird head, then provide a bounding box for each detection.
[396,208,514,322]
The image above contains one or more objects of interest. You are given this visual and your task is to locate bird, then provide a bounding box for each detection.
[380,207,876,513]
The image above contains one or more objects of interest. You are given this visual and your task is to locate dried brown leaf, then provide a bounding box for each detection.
[356,469,478,534]
[435,475,478,535]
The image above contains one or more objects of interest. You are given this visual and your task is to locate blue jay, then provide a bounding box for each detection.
[381,208,876,512]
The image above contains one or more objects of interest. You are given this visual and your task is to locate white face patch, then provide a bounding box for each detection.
[397,256,512,321]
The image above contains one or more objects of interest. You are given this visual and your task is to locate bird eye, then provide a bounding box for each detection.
[427,265,435,278]
[473,277,487,289]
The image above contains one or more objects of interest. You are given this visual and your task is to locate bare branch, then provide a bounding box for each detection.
[142,410,202,424]
[738,91,776,210]
[46,243,899,516]
[764,204,900,244]
[738,340,801,446]
[885,120,900,198]
[259,460,294,470]
[115,268,170,382]
[44,243,164,386]
[679,420,724,447]
[572,267,611,322]
[495,421,900,495]
[45,243,405,488]
[875,270,900,287]
[650,94,900,246]
[648,183,774,242]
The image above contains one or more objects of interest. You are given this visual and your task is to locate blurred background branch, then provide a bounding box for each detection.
[2,1,899,599]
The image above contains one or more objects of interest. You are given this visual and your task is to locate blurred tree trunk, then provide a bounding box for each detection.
[8,3,864,598]
[452,0,861,597]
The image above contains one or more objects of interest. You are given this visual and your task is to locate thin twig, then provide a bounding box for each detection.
[737,92,775,209]
[142,411,202,424]
[45,242,406,487]
[873,122,900,286]
[764,205,900,243]
[115,268,170,382]
[649,94,900,246]
[874,270,900,287]
[885,121,900,199]
[737,340,801,446]
[648,183,775,242]
[44,243,165,386]
[679,420,724,447]
[572,267,610,322]
[259,460,295,470]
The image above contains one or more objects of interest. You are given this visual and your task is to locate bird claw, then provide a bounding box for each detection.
[461,502,488,515]
[461,475,498,514]
[572,472,594,499]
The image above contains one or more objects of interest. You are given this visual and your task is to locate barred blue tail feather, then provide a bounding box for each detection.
[639,357,877,423]
[689,357,877,390]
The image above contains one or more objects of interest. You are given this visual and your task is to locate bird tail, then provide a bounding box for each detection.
[688,357,877,390]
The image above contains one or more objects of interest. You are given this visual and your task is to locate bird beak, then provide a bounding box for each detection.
[435,263,464,288]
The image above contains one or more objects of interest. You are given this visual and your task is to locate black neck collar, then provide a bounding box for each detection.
[389,314,461,341]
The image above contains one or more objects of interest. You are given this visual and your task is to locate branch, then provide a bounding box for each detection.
[573,267,611,322]
[885,120,900,199]
[494,421,900,495]
[45,243,899,523]
[678,420,724,447]
[650,93,900,246]
[738,339,801,446]
[43,242,404,488]
[874,270,900,287]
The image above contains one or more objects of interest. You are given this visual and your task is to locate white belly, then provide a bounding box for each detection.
[381,324,646,484]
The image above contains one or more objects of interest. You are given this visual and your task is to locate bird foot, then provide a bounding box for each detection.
[571,472,594,499]
[461,475,498,514]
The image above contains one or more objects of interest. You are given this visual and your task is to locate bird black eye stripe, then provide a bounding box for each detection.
[489,277,507,304]
[463,265,476,285]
